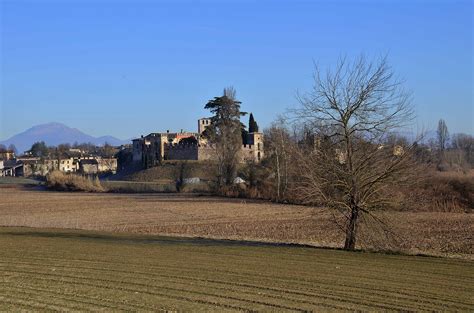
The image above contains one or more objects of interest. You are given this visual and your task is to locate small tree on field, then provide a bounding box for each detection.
[292,55,417,251]
[204,87,247,187]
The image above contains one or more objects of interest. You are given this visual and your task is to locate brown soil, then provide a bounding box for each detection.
[0,188,472,258]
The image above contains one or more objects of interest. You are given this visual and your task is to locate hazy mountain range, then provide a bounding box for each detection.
[0,122,129,153]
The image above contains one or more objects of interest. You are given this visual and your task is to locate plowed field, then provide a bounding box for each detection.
[1,188,472,257]
[0,228,472,311]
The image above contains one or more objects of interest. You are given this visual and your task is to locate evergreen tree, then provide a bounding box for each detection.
[437,119,449,152]
[248,113,259,133]
[204,87,247,186]
[30,141,49,158]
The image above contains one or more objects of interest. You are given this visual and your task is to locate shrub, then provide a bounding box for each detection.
[101,181,176,193]
[437,162,450,172]
[399,170,474,212]
[46,171,105,192]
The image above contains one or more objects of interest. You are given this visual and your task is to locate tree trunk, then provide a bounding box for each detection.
[284,158,287,190]
[344,206,359,250]
[275,150,281,200]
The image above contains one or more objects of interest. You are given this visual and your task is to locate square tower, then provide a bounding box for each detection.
[198,118,212,134]
[247,132,264,162]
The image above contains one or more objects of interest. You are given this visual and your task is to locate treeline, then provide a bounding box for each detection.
[430,119,473,171]
[0,144,17,154]
[237,120,473,212]
[24,141,118,159]
[244,118,474,199]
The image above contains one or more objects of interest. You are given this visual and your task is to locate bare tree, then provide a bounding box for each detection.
[291,55,417,250]
[451,133,474,167]
[264,120,294,200]
[7,144,17,154]
[100,142,117,158]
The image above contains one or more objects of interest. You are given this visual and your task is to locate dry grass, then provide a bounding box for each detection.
[0,187,472,258]
[101,180,212,193]
[124,161,216,182]
[46,171,104,192]
[0,227,472,311]
[398,170,474,213]
[102,180,176,193]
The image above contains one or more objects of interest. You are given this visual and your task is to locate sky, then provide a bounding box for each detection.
[1,0,473,140]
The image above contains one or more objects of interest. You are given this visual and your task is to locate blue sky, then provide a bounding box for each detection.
[1,0,472,140]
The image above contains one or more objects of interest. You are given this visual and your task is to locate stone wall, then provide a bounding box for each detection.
[164,143,262,163]
[197,145,216,161]
[165,143,199,160]
[164,143,219,161]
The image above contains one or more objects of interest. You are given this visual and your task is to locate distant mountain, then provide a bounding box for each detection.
[0,122,129,153]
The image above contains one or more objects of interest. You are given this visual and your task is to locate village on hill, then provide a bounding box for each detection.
[0,113,264,178]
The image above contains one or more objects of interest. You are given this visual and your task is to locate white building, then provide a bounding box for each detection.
[59,158,78,173]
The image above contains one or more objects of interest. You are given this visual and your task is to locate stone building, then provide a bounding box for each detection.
[59,158,78,173]
[132,117,264,168]
[198,118,212,135]
[17,156,117,177]
[133,131,197,168]
[245,132,264,162]
[79,159,99,175]
[0,150,15,161]
[74,157,117,174]
[20,158,57,177]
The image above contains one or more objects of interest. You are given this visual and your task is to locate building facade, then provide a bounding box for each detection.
[132,118,264,168]
[0,150,15,161]
[198,118,212,135]
[59,158,78,173]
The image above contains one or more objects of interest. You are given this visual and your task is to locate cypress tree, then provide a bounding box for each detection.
[248,113,259,133]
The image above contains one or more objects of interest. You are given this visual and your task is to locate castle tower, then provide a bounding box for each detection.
[198,118,212,134]
[247,132,264,162]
